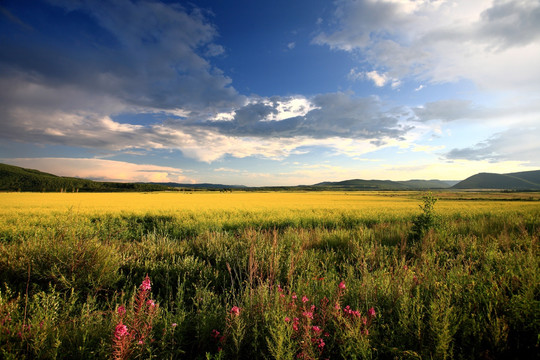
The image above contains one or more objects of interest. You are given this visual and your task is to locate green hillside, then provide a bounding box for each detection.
[312,179,451,190]
[505,170,540,184]
[397,179,451,189]
[0,163,172,192]
[4,162,539,192]
[313,179,411,190]
[452,171,540,190]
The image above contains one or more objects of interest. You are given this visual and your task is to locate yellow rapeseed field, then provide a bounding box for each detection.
[1,191,538,217]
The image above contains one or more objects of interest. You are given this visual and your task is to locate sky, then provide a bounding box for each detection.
[1,0,539,186]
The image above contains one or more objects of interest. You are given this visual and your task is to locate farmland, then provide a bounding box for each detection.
[0,191,539,359]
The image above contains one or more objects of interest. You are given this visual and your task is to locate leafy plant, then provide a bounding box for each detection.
[409,192,439,242]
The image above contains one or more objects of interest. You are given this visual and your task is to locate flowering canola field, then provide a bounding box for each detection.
[0,191,538,359]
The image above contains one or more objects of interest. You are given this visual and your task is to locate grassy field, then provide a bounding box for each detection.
[0,191,539,359]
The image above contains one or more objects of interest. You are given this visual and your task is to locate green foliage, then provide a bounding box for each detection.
[0,193,539,358]
[409,192,439,242]
[0,163,174,192]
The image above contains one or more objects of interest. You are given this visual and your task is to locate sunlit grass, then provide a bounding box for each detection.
[0,191,538,359]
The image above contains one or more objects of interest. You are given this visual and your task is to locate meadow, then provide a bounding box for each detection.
[0,191,538,359]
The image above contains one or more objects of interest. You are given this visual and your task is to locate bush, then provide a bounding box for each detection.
[409,192,439,242]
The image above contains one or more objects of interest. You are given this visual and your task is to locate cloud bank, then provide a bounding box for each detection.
[314,0,540,91]
[1,0,538,183]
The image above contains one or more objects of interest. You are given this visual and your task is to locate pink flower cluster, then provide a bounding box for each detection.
[230,306,241,316]
[211,329,224,342]
[312,337,325,350]
[210,281,377,358]
[343,305,361,318]
[115,322,128,339]
[140,276,151,291]
[112,275,158,360]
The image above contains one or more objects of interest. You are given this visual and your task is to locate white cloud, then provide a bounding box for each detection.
[445,126,540,166]
[214,167,242,173]
[413,100,477,122]
[349,68,401,88]
[202,92,410,140]
[365,70,388,87]
[315,0,540,91]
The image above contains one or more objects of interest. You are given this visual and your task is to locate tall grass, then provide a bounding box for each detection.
[0,192,538,359]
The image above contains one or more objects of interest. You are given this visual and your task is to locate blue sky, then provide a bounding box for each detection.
[1,0,539,185]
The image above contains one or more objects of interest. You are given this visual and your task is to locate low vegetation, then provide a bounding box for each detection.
[0,191,538,359]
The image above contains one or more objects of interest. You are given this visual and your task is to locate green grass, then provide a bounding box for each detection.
[0,192,538,359]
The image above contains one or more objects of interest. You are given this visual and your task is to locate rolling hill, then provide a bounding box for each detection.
[310,179,451,191]
[0,163,172,192]
[2,162,539,192]
[452,170,540,190]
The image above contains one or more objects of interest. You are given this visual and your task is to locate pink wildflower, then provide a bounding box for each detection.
[231,306,241,316]
[140,275,151,291]
[338,281,346,290]
[211,329,220,339]
[147,300,156,307]
[117,305,126,316]
[138,340,144,345]
[302,295,309,303]
[312,337,325,350]
[312,325,322,333]
[368,307,376,318]
[115,322,129,339]
[277,284,283,292]
[172,323,178,328]
[284,317,290,322]
[292,293,297,300]
[302,311,313,319]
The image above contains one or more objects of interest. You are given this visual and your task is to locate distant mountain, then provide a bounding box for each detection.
[154,182,247,189]
[397,180,452,189]
[311,179,451,191]
[313,179,409,190]
[3,162,539,192]
[452,170,540,190]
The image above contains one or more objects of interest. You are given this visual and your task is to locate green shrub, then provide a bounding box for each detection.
[409,192,439,242]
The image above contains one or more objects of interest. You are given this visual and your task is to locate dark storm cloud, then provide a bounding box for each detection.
[0,0,242,112]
